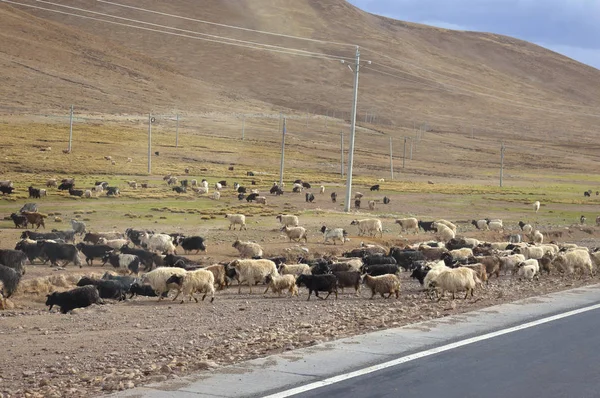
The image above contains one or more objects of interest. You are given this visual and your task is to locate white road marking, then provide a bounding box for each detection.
[263,302,600,398]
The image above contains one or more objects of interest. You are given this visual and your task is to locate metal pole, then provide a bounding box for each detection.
[343,46,360,212]
[147,114,152,174]
[340,131,344,178]
[279,118,286,187]
[175,114,179,148]
[402,137,407,169]
[500,142,505,187]
[68,105,73,152]
[389,136,394,180]
[242,115,245,140]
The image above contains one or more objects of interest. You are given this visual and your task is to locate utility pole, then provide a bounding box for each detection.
[242,115,245,140]
[175,114,179,148]
[147,114,152,174]
[402,137,407,169]
[389,136,394,180]
[500,142,505,187]
[279,117,286,187]
[68,105,73,152]
[340,131,344,178]
[343,46,361,212]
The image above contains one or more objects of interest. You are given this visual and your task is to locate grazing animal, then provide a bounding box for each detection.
[179,236,207,254]
[0,265,21,302]
[370,184,380,191]
[21,212,47,229]
[429,267,480,301]
[321,226,347,245]
[533,201,540,213]
[305,192,315,203]
[296,274,337,301]
[395,218,419,234]
[141,267,187,300]
[166,269,215,303]
[264,274,298,297]
[281,226,308,243]
[225,214,246,230]
[28,186,41,199]
[68,188,84,197]
[319,185,325,194]
[102,253,140,275]
[232,240,263,258]
[383,196,390,205]
[363,274,400,299]
[10,213,28,228]
[229,259,278,294]
[246,193,259,202]
[351,219,383,237]
[580,215,586,225]
[331,192,337,203]
[38,241,82,267]
[46,286,103,314]
[354,199,361,209]
[70,219,86,235]
[75,243,113,266]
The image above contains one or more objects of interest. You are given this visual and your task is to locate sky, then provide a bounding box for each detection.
[348,0,600,69]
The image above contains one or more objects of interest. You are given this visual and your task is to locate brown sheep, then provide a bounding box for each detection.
[21,211,47,229]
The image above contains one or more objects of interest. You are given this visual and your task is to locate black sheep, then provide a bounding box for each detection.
[410,265,430,286]
[218,180,227,187]
[0,186,15,195]
[101,253,141,275]
[58,182,74,191]
[102,273,138,293]
[270,185,279,195]
[370,184,380,191]
[75,243,113,266]
[46,285,103,313]
[68,188,84,197]
[296,274,338,301]
[331,192,337,203]
[172,186,186,194]
[10,213,28,228]
[238,186,247,194]
[302,182,311,189]
[38,241,82,267]
[418,221,437,232]
[106,187,120,196]
[22,231,61,241]
[362,255,397,266]
[246,193,259,202]
[332,271,361,294]
[50,229,76,243]
[15,239,48,264]
[119,245,155,271]
[305,193,315,203]
[388,247,425,271]
[0,249,28,275]
[28,186,41,199]
[75,277,126,300]
[164,253,197,268]
[180,236,207,254]
[129,282,159,298]
[238,193,246,200]
[383,196,390,205]
[0,265,21,299]
[354,199,361,209]
[125,228,152,247]
[361,263,400,276]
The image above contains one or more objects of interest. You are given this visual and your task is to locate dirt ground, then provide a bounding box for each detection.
[1,206,599,398]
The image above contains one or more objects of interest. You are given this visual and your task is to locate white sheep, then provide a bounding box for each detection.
[434,223,455,241]
[127,157,132,163]
[193,186,209,195]
[512,245,544,260]
[489,242,511,250]
[201,180,209,189]
[292,183,303,192]
[255,196,267,204]
[430,267,480,301]
[170,269,215,303]
[321,226,347,245]
[463,238,481,247]
[127,181,137,188]
[281,226,308,243]
[539,243,559,255]
[276,214,299,227]
[368,200,376,210]
[39,189,47,197]
[232,239,263,258]
[395,218,419,234]
[532,230,543,244]
[552,250,593,277]
[226,214,246,230]
[319,185,325,194]
[521,224,533,234]
[104,155,112,161]
[363,274,400,299]
[514,259,539,280]
[350,218,383,238]
[488,221,503,231]
[230,259,278,293]
[279,264,312,276]
[435,219,457,233]
[533,201,540,213]
[140,232,176,254]
[111,160,116,165]
[473,219,489,230]
[191,179,198,187]
[212,191,221,200]
[215,182,222,190]
[499,254,526,275]
[46,179,57,188]
[83,190,92,198]
[449,248,473,260]
[354,192,363,200]
[98,238,129,250]
[92,185,103,195]
[141,267,187,301]
[423,261,449,289]
[263,274,298,297]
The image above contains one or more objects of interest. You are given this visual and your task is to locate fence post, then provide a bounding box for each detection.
[68,105,73,152]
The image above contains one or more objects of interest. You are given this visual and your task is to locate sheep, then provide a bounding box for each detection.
[350,218,383,238]
[193,186,209,195]
[10,213,28,228]
[46,178,58,188]
[321,226,347,245]
[76,278,127,300]
[487,221,503,231]
[462,263,488,285]
[383,196,390,205]
[226,214,246,230]
[477,255,502,281]
[580,215,587,225]
[127,157,132,163]
[212,191,221,200]
[167,177,178,186]
[255,196,267,204]
[305,193,315,203]
[423,261,450,289]
[204,264,227,290]
[296,274,337,301]
[368,200,376,210]
[354,199,361,209]
[319,185,325,194]
[333,271,362,295]
[70,219,86,235]
[532,230,544,244]
[276,214,299,227]
[435,219,457,233]
[330,192,337,202]
[418,221,437,232]
[264,274,298,297]
[434,223,455,242]
[179,236,207,254]
[166,269,215,303]
[370,184,380,191]
[281,226,308,243]
[128,282,159,298]
[429,267,480,301]
[354,192,363,200]
[361,263,400,276]
[75,243,114,266]
[92,184,104,195]
[104,155,112,161]
[363,274,400,299]
[278,264,312,276]
[21,211,47,229]
[448,248,473,261]
[141,267,187,300]
[230,259,278,293]
[512,245,545,260]
[552,250,593,277]
[28,186,41,199]
[533,201,540,213]
[46,285,103,314]
[499,254,526,275]
[102,253,141,275]
[140,232,176,254]
[37,241,82,267]
[395,218,419,234]
[471,219,489,230]
[596,216,600,226]
[292,183,303,192]
[232,240,263,259]
[514,260,539,281]
[0,265,21,302]
[98,238,130,250]
[418,245,447,261]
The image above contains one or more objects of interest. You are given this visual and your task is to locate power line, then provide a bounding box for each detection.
[362,46,600,110]
[97,0,355,48]
[364,64,600,118]
[2,0,352,62]
[362,66,459,94]
[31,0,353,61]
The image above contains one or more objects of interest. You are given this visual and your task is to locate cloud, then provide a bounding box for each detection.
[349,0,600,68]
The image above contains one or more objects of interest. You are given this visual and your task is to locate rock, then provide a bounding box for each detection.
[22,370,36,377]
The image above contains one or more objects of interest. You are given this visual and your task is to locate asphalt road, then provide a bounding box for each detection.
[294,308,600,398]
